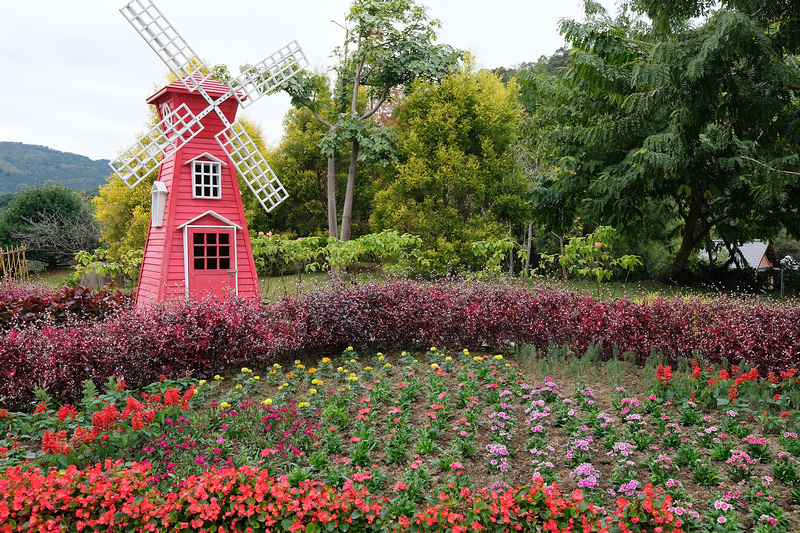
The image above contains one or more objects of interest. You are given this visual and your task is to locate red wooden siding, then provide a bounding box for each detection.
[136,77,261,309]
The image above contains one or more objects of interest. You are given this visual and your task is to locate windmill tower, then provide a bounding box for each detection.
[110,0,307,308]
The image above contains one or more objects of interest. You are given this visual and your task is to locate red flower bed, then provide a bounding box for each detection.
[0,460,681,532]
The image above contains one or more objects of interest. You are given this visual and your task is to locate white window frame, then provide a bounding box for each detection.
[192,160,222,199]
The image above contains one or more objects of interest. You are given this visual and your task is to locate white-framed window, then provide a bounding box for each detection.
[193,161,221,199]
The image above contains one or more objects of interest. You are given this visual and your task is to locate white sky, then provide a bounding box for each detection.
[0,0,616,161]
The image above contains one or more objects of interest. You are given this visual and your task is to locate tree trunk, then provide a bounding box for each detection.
[524,222,532,273]
[326,156,338,238]
[340,139,359,242]
[659,195,704,283]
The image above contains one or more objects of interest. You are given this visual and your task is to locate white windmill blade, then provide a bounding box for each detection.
[120,0,211,93]
[230,41,309,109]
[216,123,288,212]
[110,103,204,188]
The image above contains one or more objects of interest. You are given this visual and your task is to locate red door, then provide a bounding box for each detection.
[187,227,237,298]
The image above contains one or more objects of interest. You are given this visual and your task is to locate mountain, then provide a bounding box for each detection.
[0,142,111,193]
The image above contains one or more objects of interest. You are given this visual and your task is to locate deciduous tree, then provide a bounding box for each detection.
[281,0,460,241]
[522,0,800,281]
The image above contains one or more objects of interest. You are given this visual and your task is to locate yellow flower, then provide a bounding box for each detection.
[505,364,510,367]
[350,359,356,364]
[337,367,344,373]
[401,351,407,356]
[430,347,437,351]
[378,355,385,361]
[193,389,199,394]
[309,388,317,395]
[312,378,320,385]
[297,364,305,370]
[199,380,207,386]
[463,349,470,355]
[346,346,353,352]
[273,363,281,369]
[278,386,283,391]
[241,367,252,374]
[214,375,222,380]
[299,401,310,408]
[445,357,452,361]
[384,363,391,368]
[294,359,301,365]
[348,375,359,382]
[494,355,504,360]
[220,401,231,408]
[235,384,243,389]
[365,366,373,371]
[431,363,439,369]
[253,376,260,380]
[322,357,331,364]
[283,382,289,387]
[473,356,482,361]
[377,352,383,356]
[413,359,418,364]
[262,398,273,406]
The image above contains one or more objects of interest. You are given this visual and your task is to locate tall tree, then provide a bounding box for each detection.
[522,1,800,281]
[0,183,97,265]
[281,0,460,241]
[371,65,529,273]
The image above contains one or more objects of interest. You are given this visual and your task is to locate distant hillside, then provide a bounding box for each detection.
[0,142,110,193]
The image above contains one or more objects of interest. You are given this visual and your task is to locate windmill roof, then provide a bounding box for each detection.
[146,73,242,103]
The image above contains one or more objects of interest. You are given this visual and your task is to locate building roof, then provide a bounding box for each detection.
[737,240,776,269]
[146,73,242,103]
[699,239,777,269]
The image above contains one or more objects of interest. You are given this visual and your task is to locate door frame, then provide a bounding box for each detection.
[178,211,242,299]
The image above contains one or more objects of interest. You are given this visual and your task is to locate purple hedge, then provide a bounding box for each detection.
[1,280,799,410]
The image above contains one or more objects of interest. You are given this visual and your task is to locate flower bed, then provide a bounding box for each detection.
[3,346,800,531]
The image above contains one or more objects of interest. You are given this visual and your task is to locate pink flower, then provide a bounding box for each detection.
[350,437,361,443]
[393,482,408,491]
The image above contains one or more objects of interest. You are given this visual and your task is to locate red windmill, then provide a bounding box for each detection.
[109,0,307,309]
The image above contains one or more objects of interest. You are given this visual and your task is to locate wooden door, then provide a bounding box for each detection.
[187,227,237,298]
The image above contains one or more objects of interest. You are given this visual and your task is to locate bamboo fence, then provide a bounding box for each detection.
[0,246,28,282]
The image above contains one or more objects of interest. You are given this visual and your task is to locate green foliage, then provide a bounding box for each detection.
[251,230,428,280]
[279,0,460,241]
[73,248,143,283]
[371,67,529,274]
[0,142,110,193]
[520,2,800,281]
[0,183,96,265]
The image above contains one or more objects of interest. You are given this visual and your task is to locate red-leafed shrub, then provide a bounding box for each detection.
[1,280,799,410]
[0,285,132,330]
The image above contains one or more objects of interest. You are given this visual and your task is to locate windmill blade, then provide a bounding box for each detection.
[110,103,203,188]
[230,41,309,109]
[120,0,211,93]
[216,122,288,212]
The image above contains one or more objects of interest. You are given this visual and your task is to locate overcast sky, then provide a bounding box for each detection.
[0,0,616,161]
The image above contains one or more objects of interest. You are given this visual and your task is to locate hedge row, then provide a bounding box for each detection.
[1,281,798,410]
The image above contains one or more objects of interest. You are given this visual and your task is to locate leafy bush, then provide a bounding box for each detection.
[0,285,131,331]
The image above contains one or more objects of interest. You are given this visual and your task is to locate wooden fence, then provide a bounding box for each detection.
[0,246,28,282]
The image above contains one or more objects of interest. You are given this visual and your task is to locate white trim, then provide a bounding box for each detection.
[182,224,239,298]
[183,227,189,299]
[177,210,242,229]
[183,152,228,166]
[191,160,222,199]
